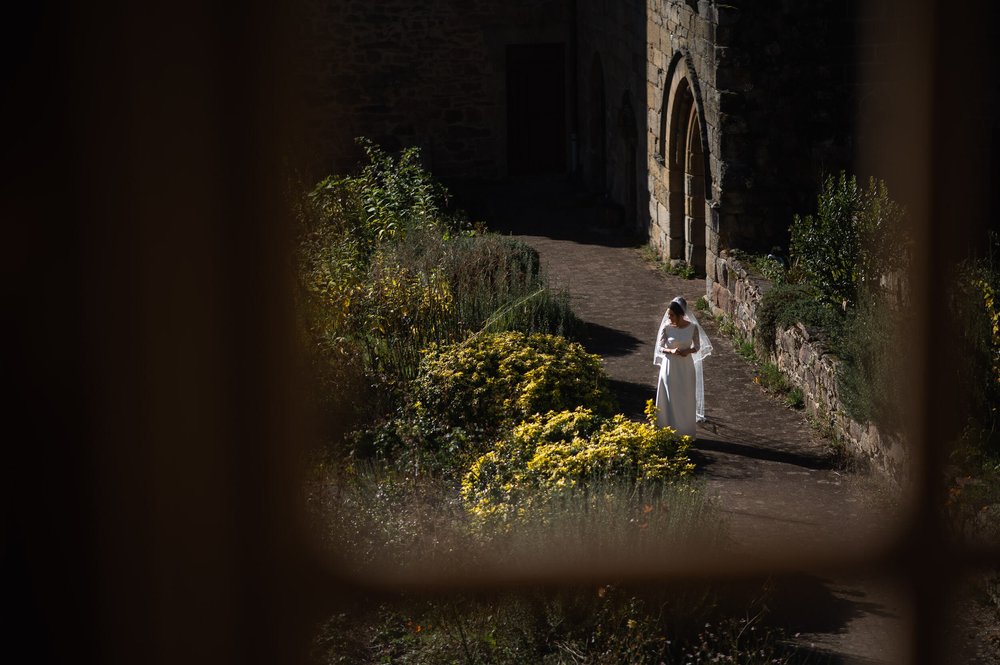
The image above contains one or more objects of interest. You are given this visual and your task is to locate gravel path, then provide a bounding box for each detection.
[465,175,909,664]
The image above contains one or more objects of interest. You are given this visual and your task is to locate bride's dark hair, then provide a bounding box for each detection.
[668,300,685,317]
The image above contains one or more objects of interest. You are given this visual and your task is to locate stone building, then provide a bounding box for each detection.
[301,1,927,296]
[299,0,574,180]
[579,0,870,293]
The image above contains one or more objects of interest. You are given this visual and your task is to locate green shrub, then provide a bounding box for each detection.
[641,244,698,279]
[717,314,736,339]
[727,250,789,283]
[950,243,1000,436]
[943,235,1000,530]
[438,234,579,339]
[789,172,906,309]
[307,137,461,259]
[294,139,462,426]
[294,142,579,429]
[837,295,917,434]
[755,282,844,352]
[312,574,798,665]
[346,233,578,396]
[670,259,697,280]
[784,386,805,409]
[946,425,1000,539]
[365,332,615,472]
[462,406,694,526]
[749,255,788,283]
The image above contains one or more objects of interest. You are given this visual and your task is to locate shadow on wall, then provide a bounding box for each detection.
[447,176,646,248]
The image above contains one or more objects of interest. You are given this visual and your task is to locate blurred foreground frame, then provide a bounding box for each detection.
[6,0,997,664]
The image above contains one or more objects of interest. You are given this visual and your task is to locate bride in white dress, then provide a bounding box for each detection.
[653,297,712,437]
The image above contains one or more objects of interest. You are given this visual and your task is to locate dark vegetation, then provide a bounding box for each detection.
[732,173,999,543]
[296,139,811,664]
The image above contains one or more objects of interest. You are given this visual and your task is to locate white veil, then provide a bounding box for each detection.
[653,297,713,422]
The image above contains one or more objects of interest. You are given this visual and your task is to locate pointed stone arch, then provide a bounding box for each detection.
[659,52,713,273]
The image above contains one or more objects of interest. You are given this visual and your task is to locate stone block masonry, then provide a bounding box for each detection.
[297,0,572,182]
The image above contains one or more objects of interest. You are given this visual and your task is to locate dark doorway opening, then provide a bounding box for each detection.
[506,43,566,175]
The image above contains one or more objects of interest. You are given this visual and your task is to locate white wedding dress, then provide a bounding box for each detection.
[654,322,699,437]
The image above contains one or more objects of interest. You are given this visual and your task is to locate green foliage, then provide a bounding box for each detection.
[946,425,1000,541]
[293,139,461,428]
[784,387,805,410]
[669,259,697,280]
[312,578,799,665]
[294,141,579,430]
[750,362,803,410]
[716,313,737,339]
[435,234,579,340]
[944,234,1000,539]
[728,249,789,284]
[366,332,615,472]
[736,338,756,362]
[695,296,710,313]
[789,172,906,309]
[462,407,694,526]
[949,237,1000,436]
[641,244,698,279]
[837,295,917,434]
[349,232,579,397]
[712,308,804,411]
[307,137,460,258]
[748,255,788,283]
[755,282,844,352]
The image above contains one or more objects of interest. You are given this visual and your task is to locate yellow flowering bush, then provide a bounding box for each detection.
[462,407,694,525]
[415,331,615,435]
[365,332,615,473]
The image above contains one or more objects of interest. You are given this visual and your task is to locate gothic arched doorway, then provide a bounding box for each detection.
[666,77,693,262]
[662,55,712,274]
[685,107,707,274]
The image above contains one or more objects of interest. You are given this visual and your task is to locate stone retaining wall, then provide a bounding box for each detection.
[709,252,907,479]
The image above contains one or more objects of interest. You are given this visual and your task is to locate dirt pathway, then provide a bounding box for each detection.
[465,176,909,664]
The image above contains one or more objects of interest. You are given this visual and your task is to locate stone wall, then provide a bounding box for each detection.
[708,251,767,340]
[712,0,858,255]
[709,253,907,479]
[576,0,648,228]
[297,0,571,182]
[577,1,862,291]
[645,0,723,267]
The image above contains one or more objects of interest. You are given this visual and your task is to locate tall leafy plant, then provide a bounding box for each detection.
[837,297,917,435]
[789,172,906,309]
[294,140,581,439]
[306,137,460,260]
